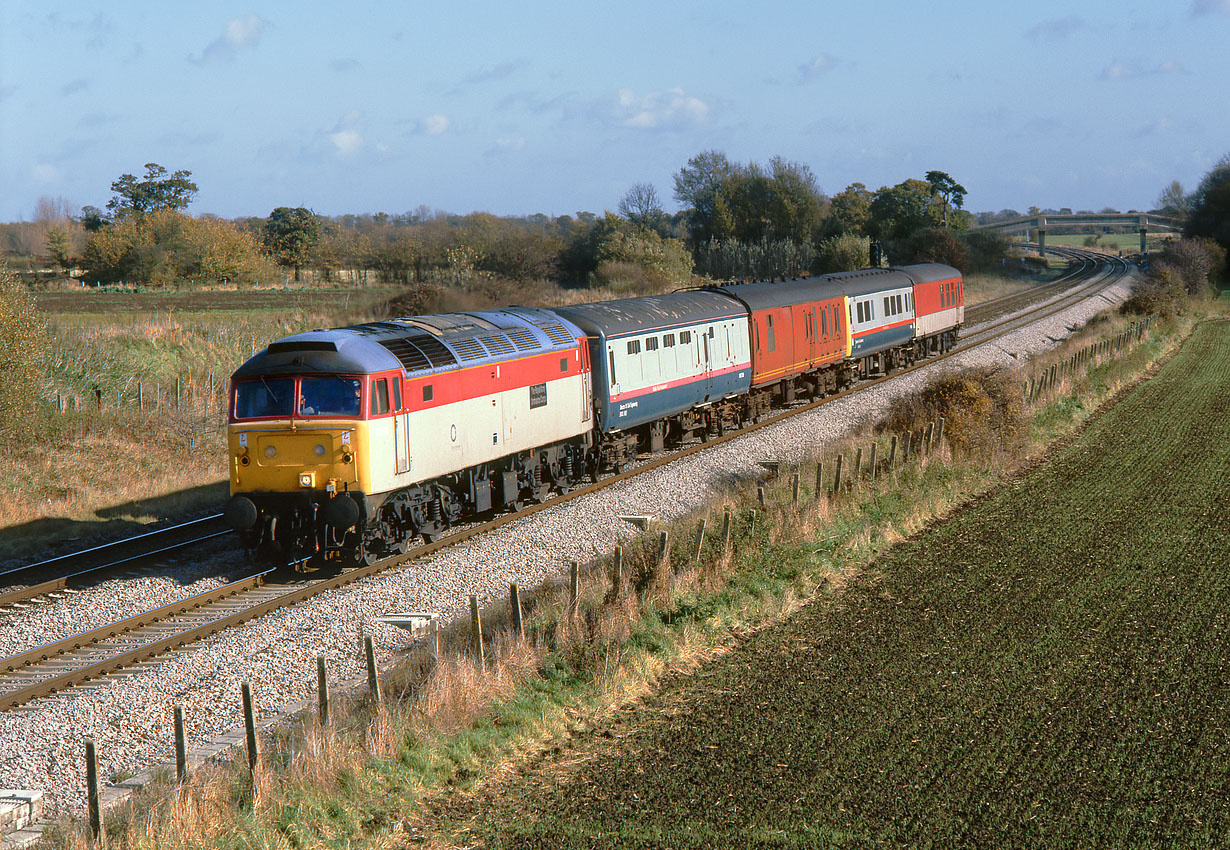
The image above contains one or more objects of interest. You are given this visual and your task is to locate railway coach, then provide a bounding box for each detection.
[553,290,752,471]
[224,307,593,563]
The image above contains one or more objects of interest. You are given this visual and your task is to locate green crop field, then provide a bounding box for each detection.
[455,321,1230,849]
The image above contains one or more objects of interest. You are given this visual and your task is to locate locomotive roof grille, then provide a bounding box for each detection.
[378,337,460,372]
[450,336,487,361]
[536,321,575,346]
[477,333,516,356]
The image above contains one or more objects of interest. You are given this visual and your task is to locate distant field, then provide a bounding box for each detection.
[31,285,400,315]
[464,321,1230,848]
[1046,232,1176,254]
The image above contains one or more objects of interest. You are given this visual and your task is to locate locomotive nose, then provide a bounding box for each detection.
[223,495,259,531]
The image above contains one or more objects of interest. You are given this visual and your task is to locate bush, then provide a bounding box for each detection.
[882,367,1025,456]
[0,260,47,440]
[816,233,873,273]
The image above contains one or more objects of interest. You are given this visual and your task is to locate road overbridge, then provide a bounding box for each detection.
[971,212,1182,255]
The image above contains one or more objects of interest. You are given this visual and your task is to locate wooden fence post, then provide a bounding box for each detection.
[241,681,258,776]
[869,442,878,481]
[317,656,330,726]
[509,582,524,641]
[721,507,732,549]
[791,472,800,505]
[569,561,580,613]
[854,447,863,480]
[832,454,843,495]
[613,545,624,590]
[174,705,188,783]
[888,435,898,469]
[365,636,380,703]
[757,485,765,508]
[86,739,103,847]
[657,531,670,571]
[814,461,824,499]
[694,518,707,561]
[469,595,485,669]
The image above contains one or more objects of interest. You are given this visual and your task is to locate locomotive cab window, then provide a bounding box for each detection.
[298,376,361,416]
[235,378,294,419]
[370,378,390,416]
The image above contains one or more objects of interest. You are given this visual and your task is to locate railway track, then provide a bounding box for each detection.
[0,250,1130,712]
[0,514,230,613]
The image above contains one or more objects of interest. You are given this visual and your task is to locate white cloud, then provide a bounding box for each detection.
[423,114,450,136]
[192,15,269,64]
[1099,59,1187,80]
[616,88,709,130]
[797,54,838,82]
[330,129,363,155]
[31,163,61,183]
[1133,117,1177,137]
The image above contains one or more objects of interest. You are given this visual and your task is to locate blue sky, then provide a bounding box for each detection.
[2,1,1227,222]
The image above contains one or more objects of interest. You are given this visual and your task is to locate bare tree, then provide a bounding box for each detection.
[618,183,667,232]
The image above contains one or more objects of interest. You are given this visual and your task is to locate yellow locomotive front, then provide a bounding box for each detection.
[225,373,374,563]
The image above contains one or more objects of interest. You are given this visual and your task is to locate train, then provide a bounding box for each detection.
[222,263,963,565]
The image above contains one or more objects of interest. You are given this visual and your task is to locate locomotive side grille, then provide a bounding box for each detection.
[450,337,487,361]
[506,328,540,351]
[477,333,515,356]
[535,321,575,347]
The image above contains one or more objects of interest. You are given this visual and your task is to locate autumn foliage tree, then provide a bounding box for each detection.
[81,210,273,287]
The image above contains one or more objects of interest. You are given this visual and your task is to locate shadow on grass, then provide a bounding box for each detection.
[0,481,230,569]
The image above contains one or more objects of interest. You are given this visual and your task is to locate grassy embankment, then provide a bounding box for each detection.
[43,292,1226,847]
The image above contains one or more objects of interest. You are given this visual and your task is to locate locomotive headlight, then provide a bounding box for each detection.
[264,445,277,459]
[299,472,314,488]
[313,444,326,457]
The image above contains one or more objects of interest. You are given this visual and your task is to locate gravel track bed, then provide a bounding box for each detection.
[0,542,237,659]
[0,279,1131,818]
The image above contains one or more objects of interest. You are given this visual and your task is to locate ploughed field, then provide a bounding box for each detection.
[447,321,1230,849]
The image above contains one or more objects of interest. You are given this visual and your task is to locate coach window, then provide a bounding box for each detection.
[664,333,675,347]
[560,357,568,373]
[767,315,776,352]
[680,330,691,344]
[608,351,617,383]
[370,378,390,416]
[646,336,659,351]
[422,384,434,403]
[627,340,641,355]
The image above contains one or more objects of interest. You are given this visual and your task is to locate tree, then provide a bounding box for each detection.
[79,205,109,232]
[868,179,944,243]
[106,163,198,220]
[82,210,272,287]
[673,150,737,246]
[618,183,669,234]
[0,260,47,439]
[263,207,322,281]
[45,225,73,273]
[924,170,967,228]
[827,182,874,236]
[1156,181,1190,222]
[1184,155,1230,260]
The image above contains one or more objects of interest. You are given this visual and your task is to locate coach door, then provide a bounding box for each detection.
[392,379,410,475]
[702,327,713,399]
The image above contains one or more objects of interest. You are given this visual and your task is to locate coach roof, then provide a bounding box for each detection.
[552,290,743,338]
